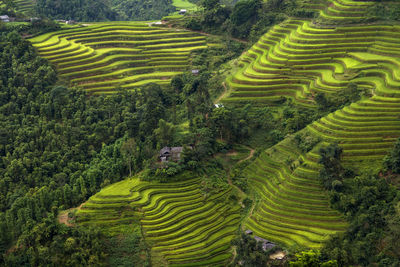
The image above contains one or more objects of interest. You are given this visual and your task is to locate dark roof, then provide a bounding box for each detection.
[254,236,276,251]
[160,146,171,155]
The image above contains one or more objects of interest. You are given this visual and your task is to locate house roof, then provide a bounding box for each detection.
[0,15,10,20]
[160,146,171,155]
[254,236,276,251]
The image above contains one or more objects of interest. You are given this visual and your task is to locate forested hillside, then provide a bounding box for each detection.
[1,0,400,266]
[35,0,176,21]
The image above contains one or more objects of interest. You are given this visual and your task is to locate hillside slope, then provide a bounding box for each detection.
[77,177,240,266]
[225,0,400,248]
[29,22,209,94]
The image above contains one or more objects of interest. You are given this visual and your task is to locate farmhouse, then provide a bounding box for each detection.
[0,15,10,22]
[179,9,187,15]
[159,146,185,162]
[245,230,276,251]
[254,236,276,251]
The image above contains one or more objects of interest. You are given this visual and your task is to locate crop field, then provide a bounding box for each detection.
[77,177,240,266]
[226,0,400,249]
[13,0,35,14]
[243,136,348,249]
[29,22,209,94]
[172,0,197,11]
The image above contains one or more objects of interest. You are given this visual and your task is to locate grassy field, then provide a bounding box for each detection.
[29,22,210,94]
[76,177,241,266]
[13,0,35,15]
[171,0,197,11]
[223,0,400,249]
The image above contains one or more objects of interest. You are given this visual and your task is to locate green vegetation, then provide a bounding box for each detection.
[13,0,35,15]
[29,22,211,94]
[318,143,400,265]
[172,0,197,11]
[221,0,400,264]
[77,177,240,266]
[35,0,177,21]
[3,0,400,266]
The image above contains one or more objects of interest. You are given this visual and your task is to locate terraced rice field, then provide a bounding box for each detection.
[29,22,209,94]
[14,0,35,14]
[226,0,400,249]
[244,137,348,249]
[172,0,197,11]
[77,177,240,266]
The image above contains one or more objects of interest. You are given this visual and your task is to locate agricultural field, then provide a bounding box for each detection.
[225,0,400,249]
[29,22,209,94]
[77,177,241,266]
[171,0,197,11]
[13,0,35,14]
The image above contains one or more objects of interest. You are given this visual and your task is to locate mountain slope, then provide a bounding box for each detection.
[77,177,240,266]
[29,22,209,94]
[225,0,400,248]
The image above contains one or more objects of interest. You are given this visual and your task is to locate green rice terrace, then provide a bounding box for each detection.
[13,0,35,14]
[27,0,400,264]
[29,22,210,94]
[76,177,240,266]
[223,0,400,251]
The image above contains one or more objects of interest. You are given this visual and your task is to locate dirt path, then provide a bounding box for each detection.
[214,82,229,104]
[58,203,85,227]
[238,147,255,165]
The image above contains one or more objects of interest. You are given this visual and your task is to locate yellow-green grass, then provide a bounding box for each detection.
[243,137,348,249]
[29,23,209,93]
[227,16,400,246]
[171,0,197,11]
[77,177,240,266]
[14,0,35,14]
[317,0,373,24]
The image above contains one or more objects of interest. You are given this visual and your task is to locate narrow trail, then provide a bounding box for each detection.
[238,147,255,165]
[58,203,85,227]
[227,146,256,206]
[214,82,229,104]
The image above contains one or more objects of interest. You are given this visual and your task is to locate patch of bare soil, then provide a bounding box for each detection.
[57,203,85,227]
[270,251,286,260]
[226,150,238,156]
[238,148,255,164]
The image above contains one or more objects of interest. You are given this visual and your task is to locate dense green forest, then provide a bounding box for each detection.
[2,0,400,266]
[35,0,176,21]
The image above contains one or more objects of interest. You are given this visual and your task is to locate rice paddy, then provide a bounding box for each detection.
[77,177,240,266]
[225,0,400,249]
[28,0,400,260]
[29,22,209,94]
[13,0,35,14]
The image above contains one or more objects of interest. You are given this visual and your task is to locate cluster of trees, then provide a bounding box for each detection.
[0,29,177,264]
[315,83,364,114]
[318,143,400,265]
[35,0,175,21]
[186,0,316,42]
[0,17,249,263]
[231,233,280,266]
[367,1,400,21]
[0,0,16,16]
